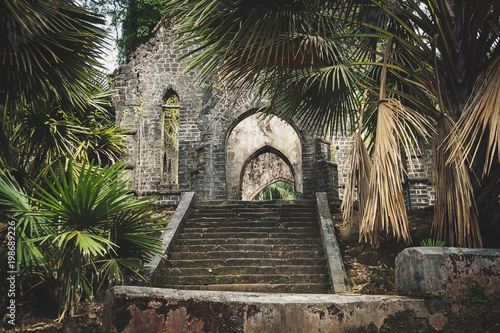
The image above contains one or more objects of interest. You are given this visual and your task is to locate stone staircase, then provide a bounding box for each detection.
[151,200,332,293]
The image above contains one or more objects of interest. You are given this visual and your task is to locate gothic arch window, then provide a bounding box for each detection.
[162,89,179,185]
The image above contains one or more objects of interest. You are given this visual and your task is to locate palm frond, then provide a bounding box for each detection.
[0,169,50,269]
[1,0,108,108]
[433,117,482,248]
[448,56,500,175]
[341,132,372,224]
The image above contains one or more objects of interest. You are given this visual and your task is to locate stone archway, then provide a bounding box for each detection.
[240,148,295,200]
[226,112,302,200]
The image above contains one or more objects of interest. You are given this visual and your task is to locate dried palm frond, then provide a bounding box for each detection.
[342,132,373,224]
[433,117,482,248]
[447,56,500,176]
[361,100,427,247]
[360,39,432,247]
[342,90,372,224]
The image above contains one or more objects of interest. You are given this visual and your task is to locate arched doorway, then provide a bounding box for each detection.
[241,147,295,200]
[226,111,302,200]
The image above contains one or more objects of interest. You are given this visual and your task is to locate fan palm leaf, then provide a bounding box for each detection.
[0,0,107,108]
[166,0,500,247]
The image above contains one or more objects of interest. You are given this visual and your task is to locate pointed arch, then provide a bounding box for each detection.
[226,111,302,199]
[240,146,295,200]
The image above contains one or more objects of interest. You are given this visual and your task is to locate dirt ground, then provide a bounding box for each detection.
[333,208,435,294]
[1,207,437,332]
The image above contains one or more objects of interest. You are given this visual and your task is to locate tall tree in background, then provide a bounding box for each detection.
[165,0,499,248]
[117,0,163,62]
[82,0,163,63]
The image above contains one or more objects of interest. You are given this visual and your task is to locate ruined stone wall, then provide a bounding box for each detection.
[241,152,295,201]
[331,133,434,209]
[111,26,206,203]
[331,134,353,201]
[226,112,302,199]
[111,22,435,206]
[194,102,326,201]
[405,147,435,209]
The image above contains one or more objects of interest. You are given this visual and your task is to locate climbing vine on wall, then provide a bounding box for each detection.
[82,0,163,64]
[162,94,179,185]
[117,0,163,63]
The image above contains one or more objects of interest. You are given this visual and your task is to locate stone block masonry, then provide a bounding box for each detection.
[396,247,500,297]
[104,287,430,332]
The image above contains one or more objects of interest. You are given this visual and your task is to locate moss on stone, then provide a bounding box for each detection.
[378,282,500,332]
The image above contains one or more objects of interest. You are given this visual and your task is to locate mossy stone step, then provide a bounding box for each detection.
[180,226,320,234]
[187,220,319,228]
[160,273,329,285]
[154,199,331,294]
[172,243,323,253]
[175,237,321,246]
[169,250,324,260]
[163,283,330,294]
[164,258,327,268]
[179,232,320,239]
[162,265,328,276]
[162,265,327,277]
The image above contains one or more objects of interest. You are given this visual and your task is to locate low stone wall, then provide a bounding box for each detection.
[396,247,500,297]
[103,287,430,332]
[315,192,349,292]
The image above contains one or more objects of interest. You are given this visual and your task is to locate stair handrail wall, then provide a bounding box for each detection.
[315,192,349,292]
[145,191,196,282]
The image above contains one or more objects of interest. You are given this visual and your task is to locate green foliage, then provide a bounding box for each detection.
[0,0,137,321]
[1,0,126,185]
[116,0,163,63]
[0,169,50,271]
[29,161,166,318]
[163,94,180,153]
[420,238,446,247]
[253,182,295,201]
[1,0,107,107]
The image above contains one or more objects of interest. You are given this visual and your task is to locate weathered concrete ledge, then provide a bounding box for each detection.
[396,247,500,297]
[144,192,195,280]
[103,287,429,332]
[315,192,349,292]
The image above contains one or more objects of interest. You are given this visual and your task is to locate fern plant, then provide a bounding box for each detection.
[420,238,446,247]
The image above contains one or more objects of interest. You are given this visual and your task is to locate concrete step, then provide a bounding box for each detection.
[161,273,329,285]
[169,250,324,260]
[175,237,321,246]
[164,283,330,294]
[162,265,327,276]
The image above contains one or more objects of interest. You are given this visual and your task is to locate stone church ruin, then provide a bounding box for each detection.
[110,24,434,207]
